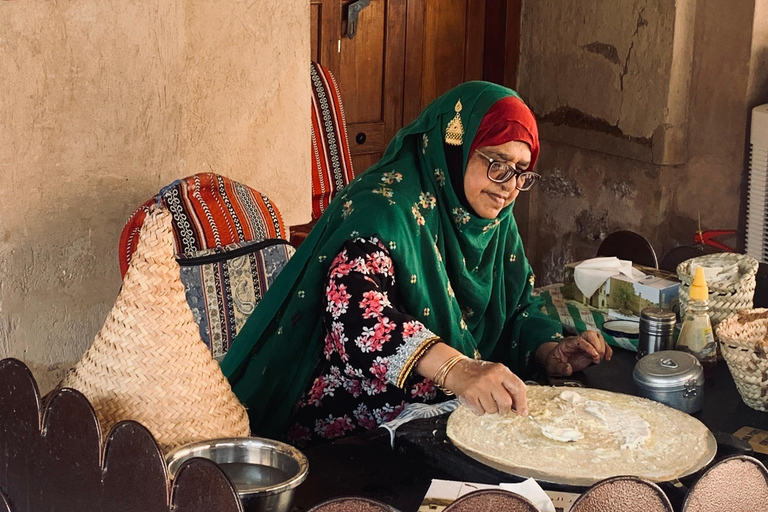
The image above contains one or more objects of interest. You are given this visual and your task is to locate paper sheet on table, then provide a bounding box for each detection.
[573,257,646,298]
[500,479,557,512]
[419,478,556,512]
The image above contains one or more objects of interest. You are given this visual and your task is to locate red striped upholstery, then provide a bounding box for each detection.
[310,61,355,221]
[119,173,288,277]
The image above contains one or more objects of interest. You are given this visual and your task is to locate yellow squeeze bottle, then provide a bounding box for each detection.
[675,267,717,374]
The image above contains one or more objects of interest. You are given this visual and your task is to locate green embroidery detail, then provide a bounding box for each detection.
[342,200,354,218]
[434,168,446,187]
[381,171,403,184]
[411,205,426,226]
[452,207,470,225]
[419,192,437,209]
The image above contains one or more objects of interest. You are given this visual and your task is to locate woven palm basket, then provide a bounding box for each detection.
[61,207,250,453]
[715,309,768,412]
[677,253,759,327]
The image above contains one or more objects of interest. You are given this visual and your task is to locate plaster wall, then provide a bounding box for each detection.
[518,0,696,164]
[518,0,761,285]
[0,0,310,393]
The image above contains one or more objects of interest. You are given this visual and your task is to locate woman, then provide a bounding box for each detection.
[222,82,611,445]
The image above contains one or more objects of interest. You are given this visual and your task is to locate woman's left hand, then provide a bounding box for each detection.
[536,331,613,376]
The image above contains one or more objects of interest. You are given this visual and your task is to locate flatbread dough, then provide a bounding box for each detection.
[446,386,716,486]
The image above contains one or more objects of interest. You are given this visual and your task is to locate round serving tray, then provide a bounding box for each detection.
[446,387,717,488]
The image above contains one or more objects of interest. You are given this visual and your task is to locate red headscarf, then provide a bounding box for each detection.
[469,96,539,170]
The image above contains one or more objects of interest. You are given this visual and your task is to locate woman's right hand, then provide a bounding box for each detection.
[444,358,529,417]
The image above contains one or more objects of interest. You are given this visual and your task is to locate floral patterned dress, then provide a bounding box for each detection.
[287,236,445,447]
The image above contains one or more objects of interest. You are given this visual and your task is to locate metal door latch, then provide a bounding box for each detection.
[347,0,371,39]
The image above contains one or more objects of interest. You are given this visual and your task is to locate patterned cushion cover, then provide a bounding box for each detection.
[119,173,295,357]
[310,61,355,221]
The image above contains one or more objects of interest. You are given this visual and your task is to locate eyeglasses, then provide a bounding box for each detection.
[475,150,541,191]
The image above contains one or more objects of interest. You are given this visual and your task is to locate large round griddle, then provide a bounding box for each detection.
[446,388,717,487]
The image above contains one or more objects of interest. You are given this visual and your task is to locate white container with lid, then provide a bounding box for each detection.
[633,350,704,413]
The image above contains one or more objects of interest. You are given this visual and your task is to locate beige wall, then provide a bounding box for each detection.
[517,0,764,285]
[0,0,310,393]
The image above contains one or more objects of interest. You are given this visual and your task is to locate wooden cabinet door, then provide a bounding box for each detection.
[312,0,406,175]
[310,0,520,175]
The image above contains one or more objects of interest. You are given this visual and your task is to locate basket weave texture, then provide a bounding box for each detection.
[715,309,768,412]
[62,207,250,452]
[677,253,759,326]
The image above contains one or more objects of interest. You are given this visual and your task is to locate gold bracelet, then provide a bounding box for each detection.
[432,354,468,395]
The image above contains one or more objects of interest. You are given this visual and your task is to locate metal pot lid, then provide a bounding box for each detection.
[640,308,677,323]
[633,350,703,389]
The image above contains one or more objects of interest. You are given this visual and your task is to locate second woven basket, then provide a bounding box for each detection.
[62,206,250,453]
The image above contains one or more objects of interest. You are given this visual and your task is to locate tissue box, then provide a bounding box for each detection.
[562,262,680,319]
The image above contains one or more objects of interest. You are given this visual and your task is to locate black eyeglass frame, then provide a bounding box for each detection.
[475,149,541,191]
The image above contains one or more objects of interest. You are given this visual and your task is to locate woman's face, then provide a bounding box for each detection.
[463,140,532,219]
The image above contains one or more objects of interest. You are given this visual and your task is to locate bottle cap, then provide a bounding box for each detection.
[689,266,709,301]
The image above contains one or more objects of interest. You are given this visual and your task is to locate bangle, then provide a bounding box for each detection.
[432,354,468,396]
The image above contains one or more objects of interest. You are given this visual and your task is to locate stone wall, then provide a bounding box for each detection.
[517,0,766,285]
[0,0,310,393]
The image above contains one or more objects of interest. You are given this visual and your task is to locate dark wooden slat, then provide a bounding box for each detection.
[319,0,342,76]
[421,0,470,107]
[102,421,170,512]
[347,122,387,156]
[171,458,242,512]
[464,0,486,81]
[311,2,322,62]
[351,152,384,176]
[0,359,41,512]
[483,0,507,84]
[37,388,102,512]
[503,0,522,89]
[403,0,425,125]
[383,0,407,141]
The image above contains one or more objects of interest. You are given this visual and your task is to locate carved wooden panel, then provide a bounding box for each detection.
[0,359,40,512]
[103,421,170,512]
[171,458,243,512]
[37,388,103,512]
[0,358,242,512]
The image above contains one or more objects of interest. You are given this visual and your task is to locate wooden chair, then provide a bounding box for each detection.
[682,455,768,512]
[570,476,673,512]
[0,358,242,512]
[659,245,706,273]
[442,489,539,512]
[307,496,398,511]
[291,61,356,247]
[596,230,659,268]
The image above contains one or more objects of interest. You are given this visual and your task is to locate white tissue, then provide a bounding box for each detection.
[573,257,646,298]
[500,478,557,512]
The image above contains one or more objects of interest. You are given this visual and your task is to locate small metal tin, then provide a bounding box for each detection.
[633,350,704,413]
[637,307,677,359]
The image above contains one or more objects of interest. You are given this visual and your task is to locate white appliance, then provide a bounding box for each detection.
[746,104,768,264]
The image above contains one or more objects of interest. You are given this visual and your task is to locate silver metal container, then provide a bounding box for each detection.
[166,437,309,512]
[637,307,677,359]
[633,350,704,413]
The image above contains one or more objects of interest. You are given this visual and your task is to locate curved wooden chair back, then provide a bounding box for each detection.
[682,455,768,512]
[0,358,242,512]
[597,230,659,268]
[442,489,539,512]
[571,476,673,512]
[659,245,707,273]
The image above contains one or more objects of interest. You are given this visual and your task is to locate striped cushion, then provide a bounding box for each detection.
[118,173,293,356]
[310,61,355,221]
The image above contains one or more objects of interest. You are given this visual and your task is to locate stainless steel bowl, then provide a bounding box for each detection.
[166,437,309,512]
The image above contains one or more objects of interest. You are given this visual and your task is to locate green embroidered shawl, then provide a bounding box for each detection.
[222,81,562,437]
